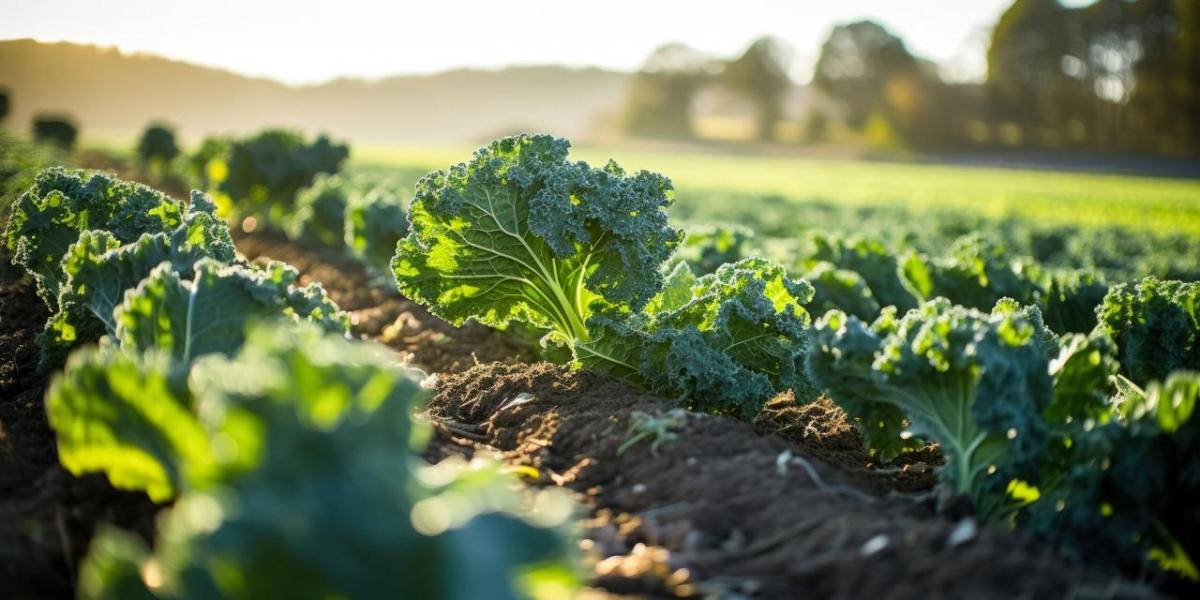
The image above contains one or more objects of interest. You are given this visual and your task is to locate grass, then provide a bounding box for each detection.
[354,143,1200,236]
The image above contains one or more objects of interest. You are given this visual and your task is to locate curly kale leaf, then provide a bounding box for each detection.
[5,168,185,303]
[114,259,348,366]
[1095,277,1200,386]
[650,258,815,395]
[392,137,823,415]
[902,234,1046,312]
[38,199,235,368]
[344,186,408,273]
[1022,372,1200,579]
[802,307,919,459]
[671,224,754,275]
[803,261,881,321]
[583,258,815,418]
[803,232,919,312]
[808,298,1054,512]
[392,134,680,342]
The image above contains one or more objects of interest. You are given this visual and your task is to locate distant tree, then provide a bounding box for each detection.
[0,88,9,125]
[623,43,713,140]
[987,0,1072,135]
[32,115,78,150]
[813,21,921,130]
[1126,0,1200,153]
[803,111,829,144]
[987,0,1200,153]
[722,37,793,142]
[137,122,181,168]
[1178,0,1200,150]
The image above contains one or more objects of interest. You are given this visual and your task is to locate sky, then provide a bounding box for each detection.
[1,0,1033,86]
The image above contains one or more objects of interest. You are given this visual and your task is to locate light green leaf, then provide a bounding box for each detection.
[46,346,212,501]
[114,259,348,366]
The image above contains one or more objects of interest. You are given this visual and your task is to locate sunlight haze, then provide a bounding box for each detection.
[2,0,1014,84]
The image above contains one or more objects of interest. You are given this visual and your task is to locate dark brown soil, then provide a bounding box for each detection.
[234,231,530,374]
[0,258,159,599]
[753,392,943,495]
[425,362,1151,599]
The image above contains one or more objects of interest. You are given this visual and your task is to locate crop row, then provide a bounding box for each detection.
[3,168,577,598]
[5,129,1199,594]
[389,134,1200,588]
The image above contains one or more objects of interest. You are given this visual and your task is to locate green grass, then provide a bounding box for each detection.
[354,143,1200,236]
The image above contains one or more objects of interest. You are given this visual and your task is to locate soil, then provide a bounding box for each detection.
[0,232,1160,599]
[423,362,1150,599]
[234,230,531,374]
[0,258,159,600]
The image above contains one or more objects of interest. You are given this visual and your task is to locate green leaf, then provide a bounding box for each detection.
[808,298,1055,511]
[290,173,350,249]
[344,185,408,272]
[1047,332,1119,425]
[220,129,348,221]
[4,168,185,303]
[907,234,1047,311]
[114,259,348,366]
[803,232,920,311]
[79,323,577,600]
[1021,371,1200,578]
[585,257,816,418]
[45,346,212,501]
[1039,270,1108,335]
[392,134,681,341]
[671,224,753,275]
[803,261,881,321]
[1095,277,1200,386]
[38,207,236,369]
[77,526,156,600]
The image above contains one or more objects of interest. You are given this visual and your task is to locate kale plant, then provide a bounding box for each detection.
[393,135,813,416]
[1095,277,1200,386]
[54,324,577,599]
[807,298,1060,514]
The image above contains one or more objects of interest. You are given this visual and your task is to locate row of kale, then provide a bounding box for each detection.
[3,168,577,599]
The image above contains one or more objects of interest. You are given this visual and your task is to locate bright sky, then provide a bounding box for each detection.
[2,0,1021,85]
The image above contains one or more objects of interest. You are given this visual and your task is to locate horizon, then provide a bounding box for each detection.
[2,0,1033,86]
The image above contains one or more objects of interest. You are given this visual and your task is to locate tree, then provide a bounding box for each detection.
[136,122,181,167]
[623,43,713,140]
[723,37,793,142]
[811,20,961,148]
[987,0,1200,153]
[33,115,78,150]
[0,88,9,125]
[1127,0,1200,153]
[813,21,922,130]
[987,0,1073,135]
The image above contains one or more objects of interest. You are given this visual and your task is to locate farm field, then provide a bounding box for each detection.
[8,0,1200,596]
[2,123,1200,599]
[355,143,1200,235]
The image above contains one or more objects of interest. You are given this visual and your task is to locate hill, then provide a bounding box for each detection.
[0,39,630,143]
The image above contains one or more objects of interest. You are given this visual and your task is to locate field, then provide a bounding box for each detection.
[2,130,1200,598]
[356,143,1200,235]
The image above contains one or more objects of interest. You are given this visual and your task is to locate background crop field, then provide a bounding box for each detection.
[355,144,1200,236]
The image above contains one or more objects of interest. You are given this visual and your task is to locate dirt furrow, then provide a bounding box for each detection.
[0,234,1150,599]
[241,234,1145,599]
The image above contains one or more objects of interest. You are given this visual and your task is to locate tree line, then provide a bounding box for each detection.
[623,0,1200,156]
